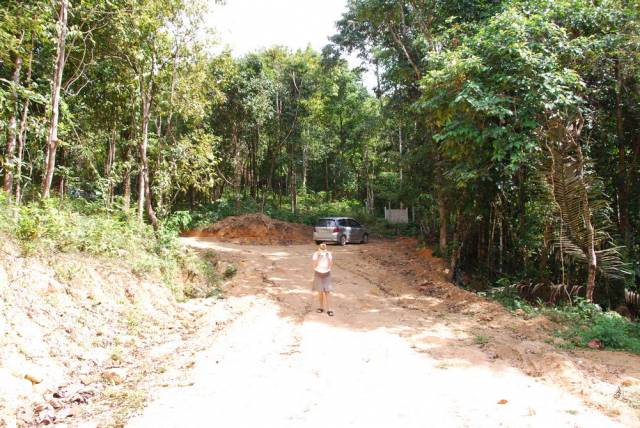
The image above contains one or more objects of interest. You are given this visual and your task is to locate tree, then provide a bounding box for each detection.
[42,0,68,198]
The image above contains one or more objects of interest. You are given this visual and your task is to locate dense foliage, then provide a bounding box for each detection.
[1,0,639,314]
[333,0,639,307]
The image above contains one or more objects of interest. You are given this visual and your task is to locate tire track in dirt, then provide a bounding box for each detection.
[128,238,639,427]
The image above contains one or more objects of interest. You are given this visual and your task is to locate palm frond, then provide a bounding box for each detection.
[543,136,631,283]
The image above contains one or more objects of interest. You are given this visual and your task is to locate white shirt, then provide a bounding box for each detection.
[313,251,333,273]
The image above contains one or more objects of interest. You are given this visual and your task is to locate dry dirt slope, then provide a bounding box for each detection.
[0,236,226,427]
[129,237,640,427]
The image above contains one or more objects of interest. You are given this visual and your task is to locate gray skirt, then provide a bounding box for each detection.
[312,271,332,292]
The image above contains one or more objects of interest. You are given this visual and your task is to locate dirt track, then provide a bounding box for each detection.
[129,238,640,427]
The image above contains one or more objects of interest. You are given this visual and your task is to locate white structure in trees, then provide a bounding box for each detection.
[384,207,408,224]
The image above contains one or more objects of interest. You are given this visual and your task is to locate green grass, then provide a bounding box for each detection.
[0,192,221,301]
[474,334,490,346]
[481,284,640,354]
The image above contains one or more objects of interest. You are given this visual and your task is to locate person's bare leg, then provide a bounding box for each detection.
[317,291,324,312]
[325,292,333,316]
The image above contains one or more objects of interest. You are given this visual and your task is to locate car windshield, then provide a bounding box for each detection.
[316,219,335,227]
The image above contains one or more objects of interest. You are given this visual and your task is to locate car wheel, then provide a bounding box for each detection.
[361,234,369,244]
[339,235,347,246]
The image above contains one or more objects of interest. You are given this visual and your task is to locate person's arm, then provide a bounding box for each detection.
[312,252,318,269]
[329,252,333,269]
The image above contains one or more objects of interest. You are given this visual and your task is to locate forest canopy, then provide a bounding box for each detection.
[1,0,639,307]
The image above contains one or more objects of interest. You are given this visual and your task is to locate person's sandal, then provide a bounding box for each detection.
[316,308,324,313]
[327,310,334,317]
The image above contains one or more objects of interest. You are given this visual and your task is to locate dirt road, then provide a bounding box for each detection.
[129,238,640,427]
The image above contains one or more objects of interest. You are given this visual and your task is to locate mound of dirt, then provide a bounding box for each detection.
[184,214,313,245]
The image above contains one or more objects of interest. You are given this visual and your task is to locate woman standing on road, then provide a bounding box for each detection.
[312,243,334,316]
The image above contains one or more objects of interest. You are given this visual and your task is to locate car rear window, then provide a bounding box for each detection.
[316,219,335,227]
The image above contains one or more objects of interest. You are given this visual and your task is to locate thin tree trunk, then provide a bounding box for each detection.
[232,124,242,207]
[3,33,24,197]
[449,209,462,281]
[122,145,131,211]
[488,203,496,271]
[499,215,504,273]
[302,136,308,192]
[324,158,330,200]
[615,58,630,247]
[251,127,258,199]
[15,89,31,205]
[105,127,116,206]
[42,0,68,198]
[289,139,296,214]
[364,143,374,213]
[138,86,158,229]
[540,222,551,280]
[57,148,65,199]
[137,171,145,218]
[574,141,597,301]
[123,96,136,211]
[155,116,164,214]
[438,192,447,252]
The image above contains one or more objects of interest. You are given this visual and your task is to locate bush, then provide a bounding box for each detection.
[483,283,640,354]
[567,312,640,353]
[3,196,221,301]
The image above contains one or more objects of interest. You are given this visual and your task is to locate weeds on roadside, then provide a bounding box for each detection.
[103,387,147,427]
[1,196,223,301]
[474,334,490,346]
[481,284,640,354]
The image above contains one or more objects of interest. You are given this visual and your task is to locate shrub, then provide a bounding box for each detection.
[559,305,640,353]
[4,197,221,301]
[484,282,640,354]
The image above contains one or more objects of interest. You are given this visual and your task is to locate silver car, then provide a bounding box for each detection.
[313,217,369,245]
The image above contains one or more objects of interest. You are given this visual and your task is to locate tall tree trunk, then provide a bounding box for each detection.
[15,91,30,205]
[615,58,631,248]
[364,143,374,214]
[138,86,158,229]
[15,38,33,204]
[123,95,136,211]
[3,33,24,197]
[42,0,68,198]
[155,116,164,215]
